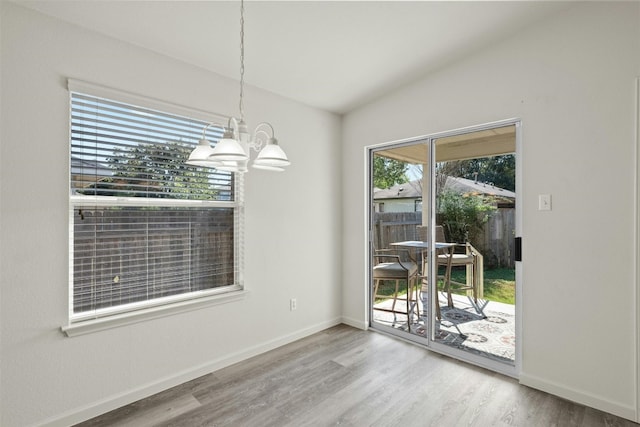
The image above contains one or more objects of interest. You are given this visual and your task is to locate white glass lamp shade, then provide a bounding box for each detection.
[252,138,290,169]
[252,164,285,172]
[209,135,249,162]
[186,138,220,167]
[214,159,248,173]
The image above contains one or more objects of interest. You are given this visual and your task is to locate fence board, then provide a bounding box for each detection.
[478,208,515,268]
[73,207,234,313]
[374,212,421,251]
[373,209,515,269]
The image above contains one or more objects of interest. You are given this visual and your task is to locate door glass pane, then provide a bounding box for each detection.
[432,125,517,365]
[370,142,430,340]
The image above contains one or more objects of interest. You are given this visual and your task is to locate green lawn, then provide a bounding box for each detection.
[447,267,515,304]
[374,268,516,305]
[374,280,412,303]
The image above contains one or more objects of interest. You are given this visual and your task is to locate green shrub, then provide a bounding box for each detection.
[437,190,495,243]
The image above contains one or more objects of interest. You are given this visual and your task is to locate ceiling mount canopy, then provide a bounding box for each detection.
[186,0,290,173]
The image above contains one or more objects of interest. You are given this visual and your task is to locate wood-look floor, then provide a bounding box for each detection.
[76,325,638,427]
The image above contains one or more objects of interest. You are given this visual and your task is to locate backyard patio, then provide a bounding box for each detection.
[373,291,515,364]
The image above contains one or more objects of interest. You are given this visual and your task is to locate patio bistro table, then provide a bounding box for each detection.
[390,240,455,252]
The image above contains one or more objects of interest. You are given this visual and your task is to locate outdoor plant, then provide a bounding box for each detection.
[437,190,496,243]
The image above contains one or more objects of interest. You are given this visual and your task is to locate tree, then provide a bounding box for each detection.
[437,155,515,191]
[437,190,496,243]
[373,155,408,189]
[83,141,219,200]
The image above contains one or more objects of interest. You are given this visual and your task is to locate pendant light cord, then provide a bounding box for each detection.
[239,0,245,122]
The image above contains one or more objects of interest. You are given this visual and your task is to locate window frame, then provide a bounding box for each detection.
[63,79,246,337]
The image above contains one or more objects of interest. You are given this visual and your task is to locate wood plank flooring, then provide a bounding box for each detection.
[75,325,638,426]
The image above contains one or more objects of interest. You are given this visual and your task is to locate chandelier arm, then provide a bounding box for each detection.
[251,129,272,151]
[201,122,229,139]
[226,117,240,136]
[201,123,214,139]
[253,122,275,137]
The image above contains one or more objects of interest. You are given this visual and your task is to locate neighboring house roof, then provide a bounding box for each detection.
[71,156,112,179]
[71,156,113,192]
[444,176,515,199]
[374,180,422,200]
[374,176,515,201]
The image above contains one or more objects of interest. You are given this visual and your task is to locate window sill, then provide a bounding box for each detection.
[61,289,248,337]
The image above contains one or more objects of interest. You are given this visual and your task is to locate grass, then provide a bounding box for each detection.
[374,280,412,303]
[374,268,515,305]
[447,267,515,304]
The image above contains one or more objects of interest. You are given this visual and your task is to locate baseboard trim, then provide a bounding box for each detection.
[341,315,368,330]
[519,372,637,422]
[36,317,343,427]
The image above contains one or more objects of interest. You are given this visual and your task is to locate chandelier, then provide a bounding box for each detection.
[186,0,290,173]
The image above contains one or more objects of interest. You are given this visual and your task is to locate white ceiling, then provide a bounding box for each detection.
[16,0,573,114]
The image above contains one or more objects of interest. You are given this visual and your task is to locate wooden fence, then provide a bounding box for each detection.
[478,208,515,269]
[73,207,235,314]
[373,208,515,269]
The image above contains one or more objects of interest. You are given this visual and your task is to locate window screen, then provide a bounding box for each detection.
[69,89,240,321]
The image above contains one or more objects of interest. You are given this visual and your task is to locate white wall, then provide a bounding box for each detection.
[0,3,342,426]
[343,1,640,421]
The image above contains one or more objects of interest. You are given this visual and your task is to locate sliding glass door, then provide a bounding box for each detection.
[369,139,431,339]
[368,120,521,376]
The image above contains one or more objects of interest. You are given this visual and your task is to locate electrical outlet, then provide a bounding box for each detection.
[290,298,297,311]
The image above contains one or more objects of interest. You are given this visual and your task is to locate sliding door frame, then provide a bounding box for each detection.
[366,118,522,379]
[366,135,433,344]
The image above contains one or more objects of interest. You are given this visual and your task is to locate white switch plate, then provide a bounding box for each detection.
[538,194,551,211]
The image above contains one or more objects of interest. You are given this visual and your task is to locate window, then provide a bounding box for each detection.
[68,81,242,325]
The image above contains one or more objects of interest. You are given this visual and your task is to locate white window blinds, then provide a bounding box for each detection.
[69,87,240,321]
[70,92,232,200]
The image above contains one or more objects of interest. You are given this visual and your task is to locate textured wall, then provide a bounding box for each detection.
[343,1,640,421]
[0,3,342,426]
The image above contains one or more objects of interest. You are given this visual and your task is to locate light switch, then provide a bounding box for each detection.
[538,194,551,211]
